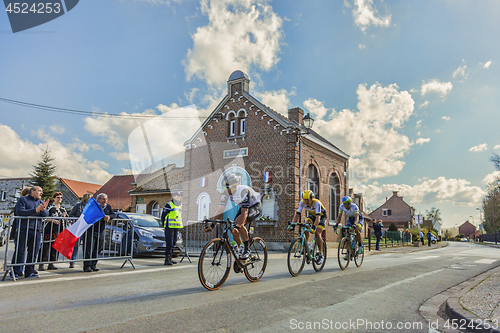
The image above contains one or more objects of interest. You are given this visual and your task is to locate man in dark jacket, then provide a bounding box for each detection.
[83,193,116,272]
[372,220,383,251]
[427,230,432,247]
[68,193,92,268]
[13,186,49,279]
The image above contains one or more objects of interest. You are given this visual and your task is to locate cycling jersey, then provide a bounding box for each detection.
[339,202,364,226]
[297,198,327,217]
[219,185,261,209]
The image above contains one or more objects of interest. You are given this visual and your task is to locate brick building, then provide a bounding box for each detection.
[182,70,349,249]
[129,164,184,217]
[95,175,135,212]
[0,177,101,219]
[459,221,476,239]
[370,191,415,230]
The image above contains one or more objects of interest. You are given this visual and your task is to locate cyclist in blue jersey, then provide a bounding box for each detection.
[335,196,364,254]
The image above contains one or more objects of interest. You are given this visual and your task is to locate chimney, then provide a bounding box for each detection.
[393,191,398,197]
[288,107,304,125]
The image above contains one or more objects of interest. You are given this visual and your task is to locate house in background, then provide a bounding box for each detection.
[129,164,184,217]
[95,175,135,212]
[0,177,102,219]
[369,191,415,230]
[459,221,476,239]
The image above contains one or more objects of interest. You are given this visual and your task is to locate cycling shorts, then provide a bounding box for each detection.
[346,213,364,228]
[305,214,326,231]
[235,202,262,225]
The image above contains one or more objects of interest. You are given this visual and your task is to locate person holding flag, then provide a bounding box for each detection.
[52,194,110,272]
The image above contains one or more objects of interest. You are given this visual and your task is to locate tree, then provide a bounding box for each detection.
[483,153,500,234]
[425,207,443,231]
[388,223,398,231]
[30,147,57,201]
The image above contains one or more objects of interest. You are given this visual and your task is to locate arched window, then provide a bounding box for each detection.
[151,201,159,217]
[197,192,211,221]
[237,109,247,135]
[306,164,319,197]
[329,174,340,224]
[229,115,236,137]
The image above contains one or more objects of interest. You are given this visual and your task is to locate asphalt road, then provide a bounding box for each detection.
[0,242,498,333]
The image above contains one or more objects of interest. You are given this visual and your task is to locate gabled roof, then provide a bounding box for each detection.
[185,71,349,159]
[58,177,102,198]
[95,175,135,211]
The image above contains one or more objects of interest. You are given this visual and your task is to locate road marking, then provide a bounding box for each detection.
[0,265,195,288]
[475,259,497,264]
[415,255,439,260]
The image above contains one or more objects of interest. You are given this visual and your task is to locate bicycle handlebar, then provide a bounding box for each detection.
[287,221,313,232]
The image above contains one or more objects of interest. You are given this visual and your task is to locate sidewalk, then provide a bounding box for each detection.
[418,242,500,333]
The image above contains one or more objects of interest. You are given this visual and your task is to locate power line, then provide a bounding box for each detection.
[0,97,209,120]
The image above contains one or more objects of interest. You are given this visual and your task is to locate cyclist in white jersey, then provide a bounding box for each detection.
[335,196,364,254]
[204,174,262,260]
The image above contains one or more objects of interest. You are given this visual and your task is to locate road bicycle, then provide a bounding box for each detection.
[337,225,364,270]
[198,218,268,291]
[286,222,327,277]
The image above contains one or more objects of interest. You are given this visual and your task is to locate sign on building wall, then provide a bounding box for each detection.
[223,148,248,159]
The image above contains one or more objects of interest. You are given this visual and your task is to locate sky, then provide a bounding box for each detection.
[1,0,499,228]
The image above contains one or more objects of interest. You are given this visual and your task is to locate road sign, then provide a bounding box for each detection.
[416,215,423,224]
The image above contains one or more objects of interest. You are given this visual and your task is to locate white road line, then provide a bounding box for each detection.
[0,265,195,288]
[415,255,439,260]
[475,259,497,264]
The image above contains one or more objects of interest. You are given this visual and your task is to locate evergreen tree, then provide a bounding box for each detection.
[30,147,57,201]
[388,222,398,231]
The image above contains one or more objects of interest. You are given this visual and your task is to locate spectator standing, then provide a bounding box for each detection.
[39,192,67,271]
[372,219,383,251]
[83,193,116,272]
[13,186,49,279]
[427,230,432,247]
[10,187,31,241]
[420,230,425,245]
[161,191,182,266]
[68,193,92,268]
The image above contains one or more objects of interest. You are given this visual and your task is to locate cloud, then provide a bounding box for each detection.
[483,171,500,185]
[184,0,284,85]
[452,65,467,79]
[356,176,486,207]
[469,144,488,152]
[350,0,391,33]
[49,125,65,135]
[494,145,500,150]
[304,82,415,183]
[358,43,366,49]
[415,119,422,129]
[441,116,450,121]
[0,124,111,184]
[418,101,429,109]
[421,79,453,96]
[110,152,131,161]
[416,138,430,145]
[255,88,295,114]
[482,60,492,69]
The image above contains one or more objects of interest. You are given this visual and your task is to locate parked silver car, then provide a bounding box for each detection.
[105,213,183,257]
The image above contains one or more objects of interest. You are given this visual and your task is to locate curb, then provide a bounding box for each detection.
[446,265,500,333]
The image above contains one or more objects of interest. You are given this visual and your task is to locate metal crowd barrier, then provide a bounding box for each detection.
[2,216,135,281]
[180,220,221,262]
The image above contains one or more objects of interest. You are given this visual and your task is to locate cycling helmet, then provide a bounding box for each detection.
[342,196,352,204]
[223,174,240,188]
[302,190,314,200]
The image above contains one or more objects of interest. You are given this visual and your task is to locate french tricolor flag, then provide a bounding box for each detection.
[52,197,105,259]
[263,171,271,183]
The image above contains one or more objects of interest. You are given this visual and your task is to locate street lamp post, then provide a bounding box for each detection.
[297,113,314,196]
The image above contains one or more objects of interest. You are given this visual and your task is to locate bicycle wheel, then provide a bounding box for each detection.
[354,243,364,267]
[337,237,350,270]
[287,237,306,277]
[312,237,327,272]
[198,238,231,291]
[244,237,268,282]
